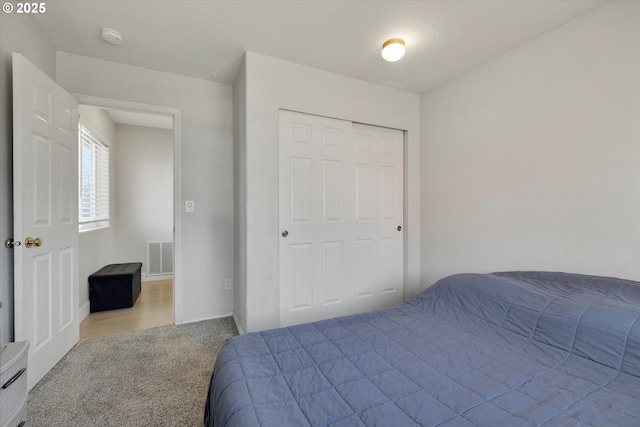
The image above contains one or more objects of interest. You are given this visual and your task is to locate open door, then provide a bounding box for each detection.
[12,53,79,390]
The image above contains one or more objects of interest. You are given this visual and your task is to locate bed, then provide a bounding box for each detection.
[205,271,640,426]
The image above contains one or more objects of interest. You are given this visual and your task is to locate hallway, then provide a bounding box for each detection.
[80,279,173,340]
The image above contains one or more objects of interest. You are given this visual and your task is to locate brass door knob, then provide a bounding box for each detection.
[24,237,41,248]
[4,239,21,248]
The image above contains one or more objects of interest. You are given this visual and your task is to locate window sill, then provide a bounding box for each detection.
[79,220,110,233]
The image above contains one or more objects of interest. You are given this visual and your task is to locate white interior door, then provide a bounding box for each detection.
[279,111,354,326]
[351,123,404,313]
[279,111,403,327]
[13,53,79,390]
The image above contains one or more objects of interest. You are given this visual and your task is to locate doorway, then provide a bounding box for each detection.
[74,96,181,339]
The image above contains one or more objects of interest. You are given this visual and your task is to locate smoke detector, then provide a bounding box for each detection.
[100,28,124,46]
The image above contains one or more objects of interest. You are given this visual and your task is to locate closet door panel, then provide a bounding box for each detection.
[352,123,404,313]
[280,111,353,326]
[280,111,403,326]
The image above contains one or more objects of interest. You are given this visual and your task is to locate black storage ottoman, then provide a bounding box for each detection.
[89,262,142,313]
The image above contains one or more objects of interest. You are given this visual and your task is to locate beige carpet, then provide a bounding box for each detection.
[27,317,238,426]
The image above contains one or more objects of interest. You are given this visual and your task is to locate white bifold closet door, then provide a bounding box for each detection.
[279,110,403,327]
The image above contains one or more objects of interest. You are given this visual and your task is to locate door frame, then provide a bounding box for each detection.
[74,94,183,323]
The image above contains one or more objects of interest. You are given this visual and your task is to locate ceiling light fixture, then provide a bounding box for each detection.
[381,38,405,62]
[100,28,124,46]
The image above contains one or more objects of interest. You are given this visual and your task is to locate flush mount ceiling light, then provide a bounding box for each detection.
[100,28,124,45]
[381,38,405,62]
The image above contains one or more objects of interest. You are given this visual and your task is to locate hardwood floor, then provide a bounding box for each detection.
[80,279,173,340]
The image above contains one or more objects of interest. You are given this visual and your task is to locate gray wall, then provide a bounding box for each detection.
[56,52,234,324]
[237,52,421,333]
[420,2,640,286]
[232,55,247,333]
[113,124,173,277]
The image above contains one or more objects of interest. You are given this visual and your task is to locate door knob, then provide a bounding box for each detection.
[281,230,289,238]
[4,239,21,249]
[24,237,42,248]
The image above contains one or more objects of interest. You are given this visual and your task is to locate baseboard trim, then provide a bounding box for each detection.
[143,273,173,282]
[79,301,90,321]
[232,313,244,335]
[175,312,234,326]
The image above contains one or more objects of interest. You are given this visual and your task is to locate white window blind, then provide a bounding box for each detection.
[78,123,109,231]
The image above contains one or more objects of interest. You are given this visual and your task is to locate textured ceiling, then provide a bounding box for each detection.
[29,0,607,94]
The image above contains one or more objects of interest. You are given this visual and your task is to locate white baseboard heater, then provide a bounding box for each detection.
[147,240,174,277]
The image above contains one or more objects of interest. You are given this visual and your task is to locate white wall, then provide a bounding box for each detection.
[238,52,421,333]
[421,1,640,287]
[113,124,173,277]
[0,15,56,344]
[57,53,234,324]
[233,56,247,333]
[77,106,118,317]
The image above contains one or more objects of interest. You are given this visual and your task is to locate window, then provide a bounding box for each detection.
[78,122,109,231]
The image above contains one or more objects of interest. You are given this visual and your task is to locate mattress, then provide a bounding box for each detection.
[205,271,640,426]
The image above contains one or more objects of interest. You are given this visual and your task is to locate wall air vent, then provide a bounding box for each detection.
[147,240,173,276]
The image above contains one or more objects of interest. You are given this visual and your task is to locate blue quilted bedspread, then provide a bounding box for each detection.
[205,272,640,426]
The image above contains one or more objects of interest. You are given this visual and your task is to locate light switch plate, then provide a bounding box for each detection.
[185,200,195,213]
